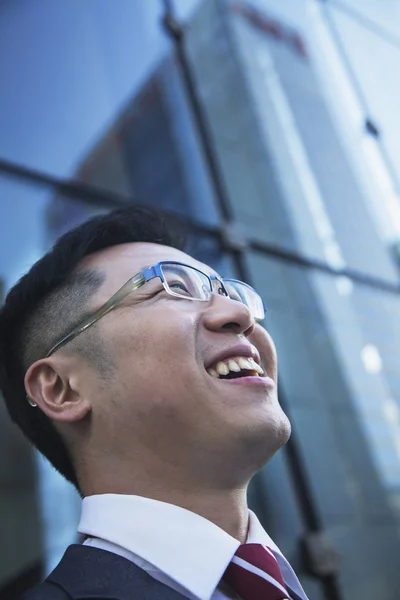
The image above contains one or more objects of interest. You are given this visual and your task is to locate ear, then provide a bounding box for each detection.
[24,357,91,423]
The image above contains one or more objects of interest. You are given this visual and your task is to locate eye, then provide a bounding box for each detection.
[228,290,241,302]
[169,282,191,296]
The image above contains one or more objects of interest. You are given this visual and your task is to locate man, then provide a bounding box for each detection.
[0,207,309,599]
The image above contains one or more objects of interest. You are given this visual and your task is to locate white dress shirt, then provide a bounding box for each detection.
[79,494,308,600]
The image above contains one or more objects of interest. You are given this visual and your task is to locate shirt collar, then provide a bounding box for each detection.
[246,513,307,600]
[78,494,297,600]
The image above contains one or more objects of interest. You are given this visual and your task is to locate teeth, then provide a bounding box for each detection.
[238,357,253,371]
[216,361,229,376]
[228,359,241,373]
[208,356,265,377]
[248,358,264,375]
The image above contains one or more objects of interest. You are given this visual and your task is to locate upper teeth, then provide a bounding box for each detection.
[207,356,264,378]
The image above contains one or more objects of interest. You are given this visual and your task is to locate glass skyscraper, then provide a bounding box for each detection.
[1,1,399,599]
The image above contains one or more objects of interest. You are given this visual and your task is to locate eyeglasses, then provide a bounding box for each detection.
[45,261,265,358]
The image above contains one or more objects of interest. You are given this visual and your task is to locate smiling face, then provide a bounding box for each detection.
[64,242,291,490]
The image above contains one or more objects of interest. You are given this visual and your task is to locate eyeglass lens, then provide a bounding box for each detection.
[160,263,211,299]
[223,280,264,321]
[160,263,264,320]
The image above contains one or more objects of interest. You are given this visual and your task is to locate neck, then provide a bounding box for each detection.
[143,486,249,543]
[80,458,251,543]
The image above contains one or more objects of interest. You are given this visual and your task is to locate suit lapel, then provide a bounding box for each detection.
[47,544,188,600]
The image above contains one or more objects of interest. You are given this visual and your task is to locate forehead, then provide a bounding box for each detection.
[79,242,218,293]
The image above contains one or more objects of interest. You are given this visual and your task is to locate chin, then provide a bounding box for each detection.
[277,413,292,447]
[255,410,291,462]
[234,410,291,471]
[271,422,291,452]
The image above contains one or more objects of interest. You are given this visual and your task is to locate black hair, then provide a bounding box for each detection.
[0,205,186,491]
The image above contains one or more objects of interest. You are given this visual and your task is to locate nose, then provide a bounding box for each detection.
[203,292,255,337]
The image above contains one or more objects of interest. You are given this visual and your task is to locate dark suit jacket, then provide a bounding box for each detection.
[19,544,187,599]
[19,543,304,600]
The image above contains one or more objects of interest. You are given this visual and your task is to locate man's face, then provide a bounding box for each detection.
[80,242,291,483]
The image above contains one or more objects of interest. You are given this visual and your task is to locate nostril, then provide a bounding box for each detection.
[221,322,241,330]
[244,322,256,337]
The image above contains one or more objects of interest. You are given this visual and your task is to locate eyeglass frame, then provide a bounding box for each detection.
[43,260,265,358]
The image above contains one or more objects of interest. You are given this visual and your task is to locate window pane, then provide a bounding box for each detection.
[184,0,400,282]
[328,3,400,183]
[334,0,400,38]
[0,1,167,180]
[0,0,220,227]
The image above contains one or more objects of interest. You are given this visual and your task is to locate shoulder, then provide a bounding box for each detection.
[16,545,116,599]
[15,544,152,599]
[18,580,71,599]
[17,544,186,600]
[16,544,123,599]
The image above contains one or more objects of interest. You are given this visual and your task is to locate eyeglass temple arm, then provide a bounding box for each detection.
[46,272,146,357]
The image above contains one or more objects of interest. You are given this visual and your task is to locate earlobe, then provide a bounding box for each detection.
[24,359,91,423]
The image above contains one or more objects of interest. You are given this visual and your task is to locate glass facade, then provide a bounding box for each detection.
[1,1,400,599]
[326,1,400,185]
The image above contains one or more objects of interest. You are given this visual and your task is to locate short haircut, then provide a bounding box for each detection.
[0,206,186,491]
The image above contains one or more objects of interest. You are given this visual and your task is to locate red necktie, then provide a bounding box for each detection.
[222,543,291,600]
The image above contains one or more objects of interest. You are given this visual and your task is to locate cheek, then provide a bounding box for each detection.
[104,306,199,401]
[249,325,277,378]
